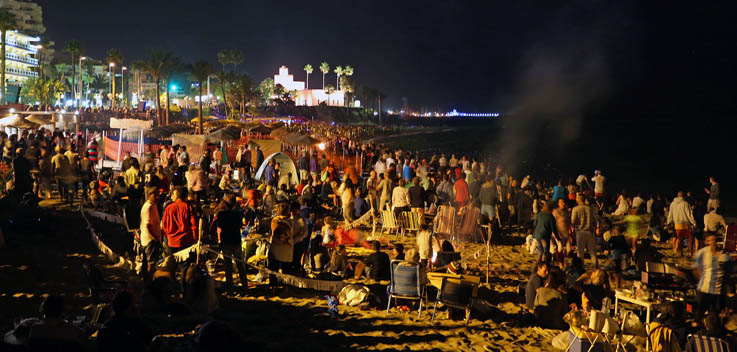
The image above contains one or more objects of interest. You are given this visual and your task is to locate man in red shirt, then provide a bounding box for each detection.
[454,167,470,208]
[161,187,198,254]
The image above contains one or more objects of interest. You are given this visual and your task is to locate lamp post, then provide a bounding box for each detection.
[121,66,127,107]
[108,62,115,108]
[207,74,217,105]
[77,56,86,108]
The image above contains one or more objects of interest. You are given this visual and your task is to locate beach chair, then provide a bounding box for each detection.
[647,323,680,352]
[82,263,127,303]
[456,206,480,242]
[433,205,457,238]
[686,334,730,352]
[400,211,421,237]
[431,277,477,326]
[387,260,427,318]
[723,223,737,253]
[381,209,399,235]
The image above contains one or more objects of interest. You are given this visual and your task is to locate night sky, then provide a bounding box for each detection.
[38,0,737,116]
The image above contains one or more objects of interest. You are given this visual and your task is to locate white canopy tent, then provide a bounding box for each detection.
[254,152,300,186]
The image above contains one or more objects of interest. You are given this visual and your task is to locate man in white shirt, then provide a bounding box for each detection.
[391,178,411,219]
[591,170,605,197]
[631,193,645,211]
[140,190,162,282]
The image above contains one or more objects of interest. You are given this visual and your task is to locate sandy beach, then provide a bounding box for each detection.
[1,200,695,351]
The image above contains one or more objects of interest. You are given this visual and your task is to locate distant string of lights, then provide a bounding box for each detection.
[385,108,500,118]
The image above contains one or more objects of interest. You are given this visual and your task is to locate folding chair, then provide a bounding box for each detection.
[82,263,127,303]
[456,206,480,242]
[686,334,730,352]
[381,209,399,235]
[401,211,421,237]
[647,323,679,352]
[723,223,737,253]
[433,205,457,238]
[387,260,427,318]
[431,277,477,326]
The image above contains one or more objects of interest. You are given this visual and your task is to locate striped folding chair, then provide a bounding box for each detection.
[387,260,427,318]
[723,223,737,253]
[381,209,399,235]
[401,211,421,237]
[433,205,457,238]
[457,206,480,242]
[686,334,730,352]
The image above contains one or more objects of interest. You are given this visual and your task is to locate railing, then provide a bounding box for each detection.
[5,52,37,65]
[4,38,37,52]
[5,66,38,78]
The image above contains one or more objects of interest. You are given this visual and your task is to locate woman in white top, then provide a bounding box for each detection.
[613,192,630,216]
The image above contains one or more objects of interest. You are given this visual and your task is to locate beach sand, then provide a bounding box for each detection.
[1,203,686,351]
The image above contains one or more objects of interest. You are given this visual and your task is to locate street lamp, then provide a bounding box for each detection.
[108,63,115,107]
[77,56,86,108]
[121,66,127,107]
[207,74,217,104]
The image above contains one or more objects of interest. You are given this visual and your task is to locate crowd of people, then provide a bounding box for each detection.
[1,118,736,350]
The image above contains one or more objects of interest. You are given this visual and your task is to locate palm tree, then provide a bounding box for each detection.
[334,66,343,89]
[319,62,329,89]
[303,64,313,90]
[342,65,354,77]
[64,40,82,105]
[106,48,124,108]
[160,54,180,125]
[230,50,244,72]
[217,50,229,71]
[133,51,173,125]
[0,10,16,104]
[189,61,214,133]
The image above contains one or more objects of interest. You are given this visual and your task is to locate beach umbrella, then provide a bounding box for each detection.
[0,115,40,129]
[270,127,289,139]
[207,125,242,142]
[23,114,54,125]
[190,116,218,124]
[148,124,193,139]
[248,124,272,135]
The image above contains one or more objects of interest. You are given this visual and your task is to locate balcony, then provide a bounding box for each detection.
[5,66,38,78]
[4,38,37,52]
[5,52,38,65]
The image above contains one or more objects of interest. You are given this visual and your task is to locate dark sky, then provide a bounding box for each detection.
[37,0,737,115]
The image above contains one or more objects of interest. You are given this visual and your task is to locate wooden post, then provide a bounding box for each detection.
[116,127,123,168]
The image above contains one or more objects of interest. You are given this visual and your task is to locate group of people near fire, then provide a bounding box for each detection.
[1,120,736,350]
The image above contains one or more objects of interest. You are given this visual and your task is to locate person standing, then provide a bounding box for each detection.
[140,189,162,282]
[571,195,598,267]
[692,232,732,321]
[377,171,393,211]
[533,202,558,262]
[591,170,606,205]
[87,137,99,165]
[298,152,309,181]
[552,198,572,255]
[214,194,248,294]
[705,177,720,211]
[408,176,425,218]
[391,178,411,219]
[453,168,470,208]
[667,191,697,256]
[161,187,198,254]
[51,146,72,202]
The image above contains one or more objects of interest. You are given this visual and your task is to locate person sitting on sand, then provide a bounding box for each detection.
[97,290,154,351]
[574,269,611,311]
[534,268,569,330]
[393,243,405,261]
[363,240,391,281]
[28,295,89,348]
[526,261,550,310]
[397,248,428,285]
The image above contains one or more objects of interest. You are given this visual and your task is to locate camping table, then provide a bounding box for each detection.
[614,290,665,350]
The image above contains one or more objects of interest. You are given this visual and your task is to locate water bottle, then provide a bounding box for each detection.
[602,297,611,315]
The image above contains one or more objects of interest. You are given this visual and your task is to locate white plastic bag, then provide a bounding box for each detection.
[338,284,370,306]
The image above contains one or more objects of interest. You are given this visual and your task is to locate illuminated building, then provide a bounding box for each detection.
[1,30,40,83]
[273,66,344,106]
[0,0,45,35]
